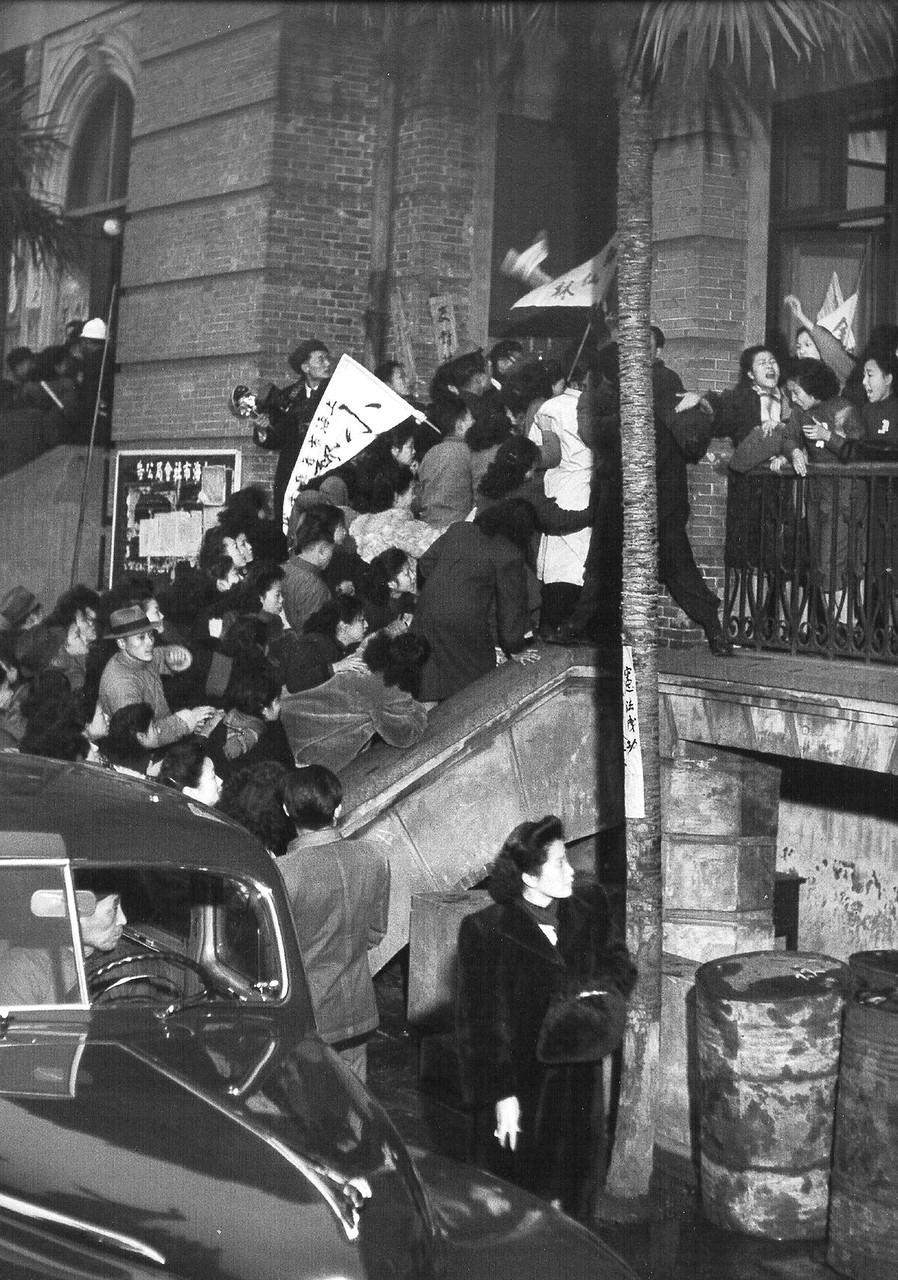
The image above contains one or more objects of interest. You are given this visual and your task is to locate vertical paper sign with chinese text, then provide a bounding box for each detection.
[621,644,645,819]
[428,294,458,365]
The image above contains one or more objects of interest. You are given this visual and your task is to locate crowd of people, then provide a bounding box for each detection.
[5,313,898,787]
[0,331,646,1186]
[673,305,898,643]
[0,317,115,471]
[3,311,897,1207]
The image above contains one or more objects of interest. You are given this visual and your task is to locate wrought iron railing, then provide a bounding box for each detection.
[724,463,898,662]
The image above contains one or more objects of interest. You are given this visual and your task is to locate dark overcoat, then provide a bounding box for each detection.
[456,886,636,1215]
[414,522,531,701]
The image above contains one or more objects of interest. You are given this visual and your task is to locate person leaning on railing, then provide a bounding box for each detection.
[782,360,865,613]
[676,346,792,621]
[831,353,898,599]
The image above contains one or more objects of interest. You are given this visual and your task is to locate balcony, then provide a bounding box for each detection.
[724,462,898,662]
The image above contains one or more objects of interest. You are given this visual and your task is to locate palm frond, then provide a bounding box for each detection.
[632,0,895,90]
[0,71,76,270]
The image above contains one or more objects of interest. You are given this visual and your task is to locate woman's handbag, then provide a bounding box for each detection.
[536,986,628,1065]
[667,405,715,464]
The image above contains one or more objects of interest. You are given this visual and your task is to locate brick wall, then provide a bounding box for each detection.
[117,1,283,462]
[111,2,762,648]
[389,22,485,393]
[652,114,759,645]
[116,2,392,498]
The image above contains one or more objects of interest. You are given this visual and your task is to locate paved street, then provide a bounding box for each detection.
[369,957,842,1280]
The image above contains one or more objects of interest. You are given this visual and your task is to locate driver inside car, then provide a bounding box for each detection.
[0,871,126,1008]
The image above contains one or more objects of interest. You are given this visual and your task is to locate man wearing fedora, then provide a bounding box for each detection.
[98,605,218,747]
[0,586,42,635]
[253,338,332,521]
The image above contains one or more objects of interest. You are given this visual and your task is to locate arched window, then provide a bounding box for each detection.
[66,79,133,214]
[64,78,133,321]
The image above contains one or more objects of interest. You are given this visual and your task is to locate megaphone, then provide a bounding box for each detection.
[230,384,261,419]
[230,384,273,443]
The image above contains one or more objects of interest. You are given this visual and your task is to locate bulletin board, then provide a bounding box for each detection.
[110,449,242,586]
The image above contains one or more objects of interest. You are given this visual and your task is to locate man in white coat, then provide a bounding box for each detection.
[529,362,593,630]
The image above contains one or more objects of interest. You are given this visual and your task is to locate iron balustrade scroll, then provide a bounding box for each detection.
[724,462,898,662]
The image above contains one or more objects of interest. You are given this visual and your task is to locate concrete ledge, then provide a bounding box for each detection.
[659,649,898,771]
[342,645,620,830]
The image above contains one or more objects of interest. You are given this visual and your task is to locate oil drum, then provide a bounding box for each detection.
[847,949,898,995]
[827,988,898,1279]
[695,949,845,1239]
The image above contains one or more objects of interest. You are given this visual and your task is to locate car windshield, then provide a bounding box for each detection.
[0,861,287,1011]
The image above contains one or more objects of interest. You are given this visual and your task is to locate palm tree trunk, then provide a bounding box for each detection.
[596,55,663,1214]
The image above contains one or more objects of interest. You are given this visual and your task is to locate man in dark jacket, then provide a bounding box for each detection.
[650,326,731,654]
[545,330,730,654]
[254,338,332,522]
[278,765,390,1082]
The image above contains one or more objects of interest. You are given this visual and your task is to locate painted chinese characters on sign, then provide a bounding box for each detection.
[111,450,241,584]
[281,354,424,527]
[621,644,645,819]
[510,234,619,310]
[429,294,458,364]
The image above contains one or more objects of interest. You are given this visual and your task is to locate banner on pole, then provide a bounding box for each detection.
[510,234,619,310]
[282,354,422,528]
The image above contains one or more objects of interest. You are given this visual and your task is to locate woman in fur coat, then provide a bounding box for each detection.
[455,816,636,1218]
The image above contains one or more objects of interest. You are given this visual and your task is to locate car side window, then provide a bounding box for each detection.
[0,864,84,1009]
[218,881,281,989]
[96,866,285,1000]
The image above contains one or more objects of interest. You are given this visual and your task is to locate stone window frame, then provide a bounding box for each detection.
[767,78,896,351]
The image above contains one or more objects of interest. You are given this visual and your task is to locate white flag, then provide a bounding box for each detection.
[501,231,552,288]
[511,234,618,310]
[816,270,844,326]
[282,354,423,529]
[817,292,858,354]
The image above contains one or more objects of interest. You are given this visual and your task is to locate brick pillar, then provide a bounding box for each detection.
[650,67,771,649]
[390,18,486,389]
[663,740,779,959]
[658,740,780,1163]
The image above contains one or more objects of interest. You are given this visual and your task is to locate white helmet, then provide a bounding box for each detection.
[81,318,107,340]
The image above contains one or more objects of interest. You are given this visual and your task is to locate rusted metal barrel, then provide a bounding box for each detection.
[847,949,898,995]
[695,950,845,1239]
[827,988,898,1279]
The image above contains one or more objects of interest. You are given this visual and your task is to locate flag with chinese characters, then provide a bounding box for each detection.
[621,644,645,819]
[510,234,618,309]
[282,355,423,528]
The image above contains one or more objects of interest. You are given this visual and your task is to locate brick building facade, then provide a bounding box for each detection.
[1,2,893,644]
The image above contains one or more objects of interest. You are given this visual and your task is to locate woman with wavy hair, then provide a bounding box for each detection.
[456,816,636,1218]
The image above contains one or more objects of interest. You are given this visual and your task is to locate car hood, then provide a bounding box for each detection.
[0,1013,431,1279]
[412,1146,638,1280]
[0,1013,636,1280]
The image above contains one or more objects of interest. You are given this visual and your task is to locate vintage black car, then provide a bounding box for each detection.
[0,753,636,1280]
